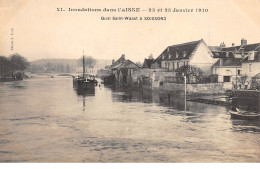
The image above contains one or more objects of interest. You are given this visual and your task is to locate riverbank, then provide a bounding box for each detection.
[0,77,22,82]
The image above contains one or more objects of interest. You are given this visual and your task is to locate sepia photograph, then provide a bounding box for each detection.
[0,0,260,167]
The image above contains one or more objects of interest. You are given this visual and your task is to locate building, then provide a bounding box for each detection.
[212,57,242,83]
[154,39,216,76]
[209,38,260,89]
[142,54,154,68]
[211,50,242,83]
[111,59,140,86]
[241,47,260,78]
[111,54,126,68]
[98,54,126,84]
[143,58,154,68]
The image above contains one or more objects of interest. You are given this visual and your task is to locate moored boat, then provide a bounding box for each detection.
[73,52,97,90]
[229,107,260,120]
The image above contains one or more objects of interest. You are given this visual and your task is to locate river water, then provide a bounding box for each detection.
[0,75,259,162]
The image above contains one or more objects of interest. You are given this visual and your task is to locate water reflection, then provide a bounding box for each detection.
[74,88,95,97]
[73,88,95,112]
[109,86,192,112]
[1,77,260,162]
[107,86,260,133]
[231,118,260,133]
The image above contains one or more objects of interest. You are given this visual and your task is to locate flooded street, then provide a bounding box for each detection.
[0,76,260,162]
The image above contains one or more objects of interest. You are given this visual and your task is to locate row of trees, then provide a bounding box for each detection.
[31,63,72,73]
[0,54,30,77]
[30,56,97,74]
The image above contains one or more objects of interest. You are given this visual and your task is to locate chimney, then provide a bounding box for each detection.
[220,42,226,50]
[149,54,153,59]
[112,59,115,64]
[232,43,235,46]
[167,47,170,53]
[241,38,247,46]
[122,54,125,59]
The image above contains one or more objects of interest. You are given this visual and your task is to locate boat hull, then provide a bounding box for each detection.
[73,78,95,90]
[229,110,260,120]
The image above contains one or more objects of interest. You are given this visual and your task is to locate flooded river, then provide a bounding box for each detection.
[0,76,260,162]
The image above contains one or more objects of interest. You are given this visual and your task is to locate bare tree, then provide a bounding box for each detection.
[176,65,203,83]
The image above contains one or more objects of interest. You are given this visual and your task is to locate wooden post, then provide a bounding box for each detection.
[183,73,187,111]
[184,74,187,96]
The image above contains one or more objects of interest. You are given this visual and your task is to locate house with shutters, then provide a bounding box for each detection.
[242,51,260,78]
[154,39,216,76]
[210,38,260,89]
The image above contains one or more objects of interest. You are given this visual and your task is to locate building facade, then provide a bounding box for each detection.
[155,39,216,76]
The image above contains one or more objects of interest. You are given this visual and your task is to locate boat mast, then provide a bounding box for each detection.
[83,50,85,78]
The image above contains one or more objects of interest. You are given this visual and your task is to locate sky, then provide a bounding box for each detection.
[0,0,260,62]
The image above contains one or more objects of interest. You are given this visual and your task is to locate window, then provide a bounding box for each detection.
[168,63,170,69]
[177,62,179,69]
[215,68,217,74]
[176,52,178,58]
[183,51,186,58]
[169,62,172,69]
[237,70,241,75]
[249,64,252,72]
[173,62,175,70]
[223,76,231,82]
[165,63,167,68]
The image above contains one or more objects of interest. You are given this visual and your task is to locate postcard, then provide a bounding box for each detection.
[0,0,260,166]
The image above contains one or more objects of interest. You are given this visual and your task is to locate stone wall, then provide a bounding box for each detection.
[187,83,226,94]
[144,82,226,95]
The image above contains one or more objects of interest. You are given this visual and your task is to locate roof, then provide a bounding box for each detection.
[155,39,205,62]
[252,73,260,79]
[213,58,242,67]
[221,43,260,52]
[111,55,126,69]
[111,60,140,70]
[111,62,124,69]
[143,58,154,68]
[212,51,234,58]
[242,52,260,63]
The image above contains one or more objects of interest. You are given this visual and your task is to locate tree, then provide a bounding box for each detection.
[9,53,30,70]
[60,63,64,73]
[240,75,248,85]
[0,56,9,77]
[66,64,70,73]
[176,65,203,83]
[77,56,96,73]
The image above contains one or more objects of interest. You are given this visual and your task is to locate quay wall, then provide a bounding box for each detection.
[143,82,226,95]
